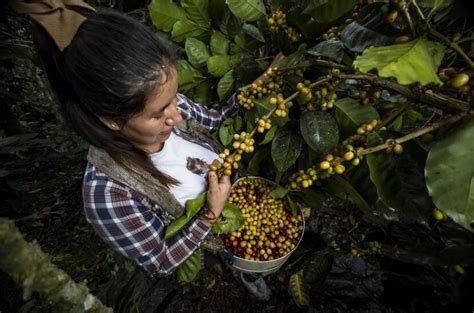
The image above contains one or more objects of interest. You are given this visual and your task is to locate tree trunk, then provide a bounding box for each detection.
[0,218,113,313]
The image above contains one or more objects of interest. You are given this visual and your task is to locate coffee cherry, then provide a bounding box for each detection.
[451,73,469,88]
[393,143,403,154]
[387,10,398,23]
[433,210,444,221]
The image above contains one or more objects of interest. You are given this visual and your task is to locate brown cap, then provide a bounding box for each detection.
[9,0,96,51]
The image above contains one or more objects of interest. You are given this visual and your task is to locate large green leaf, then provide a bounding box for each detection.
[176,60,204,92]
[307,40,345,62]
[303,0,357,23]
[226,0,266,22]
[148,0,187,32]
[366,133,433,222]
[171,20,207,43]
[210,31,231,55]
[353,38,444,85]
[164,193,207,240]
[425,119,474,232]
[217,70,235,101]
[289,271,310,308]
[177,251,201,284]
[334,98,379,137]
[242,24,265,42]
[212,202,244,233]
[181,0,210,27]
[193,81,211,106]
[185,38,211,67]
[207,55,232,77]
[271,126,303,173]
[300,111,339,158]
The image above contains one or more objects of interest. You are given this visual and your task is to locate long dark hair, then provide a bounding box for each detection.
[33,9,180,187]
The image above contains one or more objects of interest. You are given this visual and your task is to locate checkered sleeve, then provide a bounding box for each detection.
[177,92,237,131]
[82,178,211,276]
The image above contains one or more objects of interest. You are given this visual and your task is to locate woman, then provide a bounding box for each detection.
[14,1,233,276]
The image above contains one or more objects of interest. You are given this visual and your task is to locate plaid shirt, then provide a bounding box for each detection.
[82,93,236,276]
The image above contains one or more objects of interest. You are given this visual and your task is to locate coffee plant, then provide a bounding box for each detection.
[147,0,474,308]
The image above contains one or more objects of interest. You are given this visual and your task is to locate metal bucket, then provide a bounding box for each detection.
[225,176,305,276]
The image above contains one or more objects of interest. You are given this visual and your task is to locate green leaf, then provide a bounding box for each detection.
[148,0,187,32]
[210,31,231,55]
[332,176,378,222]
[388,114,403,131]
[185,38,211,67]
[193,81,211,106]
[176,60,204,91]
[212,202,244,233]
[207,55,232,77]
[287,194,297,216]
[303,0,357,23]
[217,70,235,101]
[334,98,380,137]
[181,0,210,27]
[171,20,207,43]
[366,133,433,222]
[271,126,303,173]
[248,147,270,175]
[260,125,278,145]
[279,46,311,70]
[219,118,235,146]
[177,251,201,284]
[242,24,265,42]
[353,38,444,85]
[289,271,310,308]
[300,111,339,158]
[418,0,454,13]
[302,250,333,284]
[307,40,345,62]
[270,185,288,199]
[226,0,266,22]
[234,115,243,132]
[165,193,207,240]
[425,119,474,232]
[294,189,326,208]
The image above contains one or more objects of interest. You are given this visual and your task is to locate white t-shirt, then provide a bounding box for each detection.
[150,132,219,207]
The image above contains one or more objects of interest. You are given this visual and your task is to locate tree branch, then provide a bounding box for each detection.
[427,24,474,70]
[358,113,468,156]
[337,73,470,113]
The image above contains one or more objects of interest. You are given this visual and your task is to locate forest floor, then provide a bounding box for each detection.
[0,156,469,313]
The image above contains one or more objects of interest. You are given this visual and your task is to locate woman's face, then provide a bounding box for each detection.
[120,68,183,153]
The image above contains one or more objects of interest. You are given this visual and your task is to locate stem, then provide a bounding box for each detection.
[411,0,426,20]
[337,73,470,113]
[357,113,467,156]
[311,59,352,72]
[402,2,417,37]
[427,24,474,69]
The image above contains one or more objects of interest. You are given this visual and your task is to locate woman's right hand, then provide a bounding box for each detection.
[201,170,231,226]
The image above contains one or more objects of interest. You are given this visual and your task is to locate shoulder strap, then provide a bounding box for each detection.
[87,146,185,218]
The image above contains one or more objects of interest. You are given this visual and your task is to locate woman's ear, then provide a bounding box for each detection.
[97,116,121,131]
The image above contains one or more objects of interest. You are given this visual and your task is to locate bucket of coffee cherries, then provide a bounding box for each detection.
[220,176,305,275]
